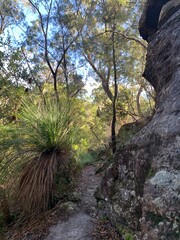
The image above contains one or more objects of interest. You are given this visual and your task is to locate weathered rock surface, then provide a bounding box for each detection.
[45,212,95,240]
[139,0,170,41]
[158,0,180,27]
[99,1,180,239]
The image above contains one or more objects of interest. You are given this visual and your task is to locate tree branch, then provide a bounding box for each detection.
[83,29,147,50]
[28,0,55,77]
[83,53,113,101]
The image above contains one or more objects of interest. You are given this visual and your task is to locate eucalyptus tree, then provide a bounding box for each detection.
[0,0,24,34]
[0,0,31,123]
[0,0,26,84]
[22,0,85,99]
[81,0,149,153]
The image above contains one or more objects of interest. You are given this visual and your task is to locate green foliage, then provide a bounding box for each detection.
[125,233,134,240]
[33,83,107,160]
[0,36,33,124]
[93,84,154,126]
[147,168,156,178]
[116,224,135,240]
[0,79,24,124]
[0,36,31,83]
[0,97,77,214]
[0,98,74,161]
[0,0,155,222]
[18,98,74,152]
[71,99,108,159]
[78,152,97,167]
[0,0,24,34]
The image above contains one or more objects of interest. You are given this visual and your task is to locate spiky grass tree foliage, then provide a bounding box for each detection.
[0,98,75,214]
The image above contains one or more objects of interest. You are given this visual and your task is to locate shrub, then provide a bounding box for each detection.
[0,98,76,214]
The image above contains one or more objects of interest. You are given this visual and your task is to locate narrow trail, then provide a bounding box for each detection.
[45,164,102,240]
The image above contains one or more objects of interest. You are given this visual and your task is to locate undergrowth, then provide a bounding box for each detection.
[0,97,77,216]
[79,152,97,167]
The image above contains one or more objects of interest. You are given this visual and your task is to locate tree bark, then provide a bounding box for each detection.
[111,26,118,154]
[136,84,143,118]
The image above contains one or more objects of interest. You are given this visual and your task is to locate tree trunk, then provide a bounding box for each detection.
[111,26,118,154]
[136,84,143,118]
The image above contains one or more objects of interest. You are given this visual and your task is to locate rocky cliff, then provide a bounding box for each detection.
[98,1,180,239]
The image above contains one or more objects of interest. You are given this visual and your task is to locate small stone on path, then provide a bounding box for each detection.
[45,212,96,240]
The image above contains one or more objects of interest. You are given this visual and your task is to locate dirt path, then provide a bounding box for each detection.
[45,164,101,240]
[4,163,122,240]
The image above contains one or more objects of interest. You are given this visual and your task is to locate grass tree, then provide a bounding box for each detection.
[0,97,76,215]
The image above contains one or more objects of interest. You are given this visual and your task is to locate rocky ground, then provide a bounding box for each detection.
[45,164,123,240]
[45,164,101,240]
[3,163,123,240]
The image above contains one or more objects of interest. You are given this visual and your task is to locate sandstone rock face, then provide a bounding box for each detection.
[99,2,180,239]
[159,0,180,27]
[139,0,170,41]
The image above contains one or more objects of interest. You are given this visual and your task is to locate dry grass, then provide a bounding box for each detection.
[18,149,69,214]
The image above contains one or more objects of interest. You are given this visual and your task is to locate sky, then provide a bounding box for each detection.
[2,1,99,97]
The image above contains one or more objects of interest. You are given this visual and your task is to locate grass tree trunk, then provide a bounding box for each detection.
[0,186,11,225]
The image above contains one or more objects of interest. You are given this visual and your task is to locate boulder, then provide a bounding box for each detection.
[117,120,151,146]
[99,1,180,239]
